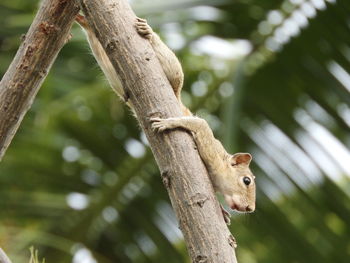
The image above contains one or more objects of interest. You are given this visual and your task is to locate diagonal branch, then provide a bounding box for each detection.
[0,0,80,160]
[0,248,12,263]
[79,0,237,261]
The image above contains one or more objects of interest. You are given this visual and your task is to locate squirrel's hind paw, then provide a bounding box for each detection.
[135,17,153,39]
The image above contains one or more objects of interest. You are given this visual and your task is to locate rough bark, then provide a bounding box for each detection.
[0,248,11,263]
[80,0,238,262]
[0,0,80,160]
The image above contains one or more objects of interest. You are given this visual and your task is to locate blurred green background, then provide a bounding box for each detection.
[1,0,350,262]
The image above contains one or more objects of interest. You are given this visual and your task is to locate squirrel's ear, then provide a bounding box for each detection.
[231,153,252,166]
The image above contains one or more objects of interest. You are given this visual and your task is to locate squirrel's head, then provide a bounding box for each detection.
[222,153,256,213]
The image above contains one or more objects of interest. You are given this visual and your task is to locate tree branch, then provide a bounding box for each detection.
[0,0,80,160]
[0,248,12,263]
[80,0,237,261]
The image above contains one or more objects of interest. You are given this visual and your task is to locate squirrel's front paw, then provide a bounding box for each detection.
[135,17,153,39]
[150,117,172,132]
[220,204,231,225]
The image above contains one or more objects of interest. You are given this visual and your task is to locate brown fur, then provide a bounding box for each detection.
[151,116,256,214]
[76,16,255,218]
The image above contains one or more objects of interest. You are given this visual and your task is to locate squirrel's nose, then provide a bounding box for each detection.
[245,206,253,212]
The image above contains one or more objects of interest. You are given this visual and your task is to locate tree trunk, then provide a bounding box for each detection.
[80,0,238,262]
[0,0,80,161]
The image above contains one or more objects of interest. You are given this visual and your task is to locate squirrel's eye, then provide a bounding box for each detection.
[243,176,251,186]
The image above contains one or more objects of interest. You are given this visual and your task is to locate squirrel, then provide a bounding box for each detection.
[76,15,256,224]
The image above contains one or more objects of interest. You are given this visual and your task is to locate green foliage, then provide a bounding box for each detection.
[0,0,349,262]
[29,247,45,263]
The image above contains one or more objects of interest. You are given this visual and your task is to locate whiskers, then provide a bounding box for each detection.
[230,207,261,226]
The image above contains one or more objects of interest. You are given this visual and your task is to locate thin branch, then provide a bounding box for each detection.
[0,0,80,160]
[0,248,12,263]
[80,0,237,261]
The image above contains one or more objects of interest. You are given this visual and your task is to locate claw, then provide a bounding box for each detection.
[150,117,162,123]
[136,24,148,28]
[220,204,231,225]
[136,17,147,23]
